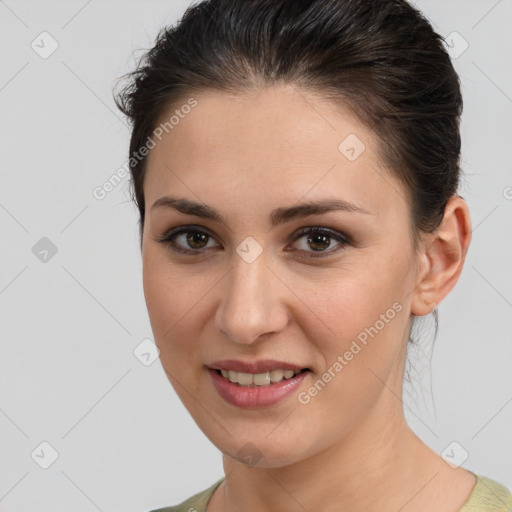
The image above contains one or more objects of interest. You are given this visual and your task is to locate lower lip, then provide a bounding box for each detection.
[207,368,311,408]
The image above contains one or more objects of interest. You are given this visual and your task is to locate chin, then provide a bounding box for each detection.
[213,431,308,469]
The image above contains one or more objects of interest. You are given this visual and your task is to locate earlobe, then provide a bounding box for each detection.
[410,196,472,317]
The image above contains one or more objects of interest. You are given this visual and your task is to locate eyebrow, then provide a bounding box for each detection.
[151,195,374,227]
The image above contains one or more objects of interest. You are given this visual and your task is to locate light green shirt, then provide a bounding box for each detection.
[149,472,512,512]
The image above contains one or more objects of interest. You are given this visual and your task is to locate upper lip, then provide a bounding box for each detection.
[207,359,310,374]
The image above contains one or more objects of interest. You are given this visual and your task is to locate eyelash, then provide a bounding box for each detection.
[155,225,350,258]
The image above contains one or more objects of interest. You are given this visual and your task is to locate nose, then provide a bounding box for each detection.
[215,250,289,345]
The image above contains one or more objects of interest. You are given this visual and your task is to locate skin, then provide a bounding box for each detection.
[142,84,474,512]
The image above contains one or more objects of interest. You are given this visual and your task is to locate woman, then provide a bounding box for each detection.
[114,0,512,510]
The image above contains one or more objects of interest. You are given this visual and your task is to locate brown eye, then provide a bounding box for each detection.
[156,225,349,258]
[289,227,349,258]
[156,227,219,254]
[185,231,210,249]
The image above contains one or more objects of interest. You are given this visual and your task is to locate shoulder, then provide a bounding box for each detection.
[148,477,225,512]
[460,473,512,512]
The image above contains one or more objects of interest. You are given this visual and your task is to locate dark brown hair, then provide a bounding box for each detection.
[113,0,464,359]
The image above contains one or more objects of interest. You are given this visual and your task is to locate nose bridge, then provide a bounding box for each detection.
[215,246,288,345]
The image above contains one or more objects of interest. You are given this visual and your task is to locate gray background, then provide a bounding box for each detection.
[0,1,511,511]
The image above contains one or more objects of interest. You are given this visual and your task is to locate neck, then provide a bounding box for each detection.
[215,392,472,512]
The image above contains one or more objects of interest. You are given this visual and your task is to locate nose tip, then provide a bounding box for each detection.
[215,258,289,345]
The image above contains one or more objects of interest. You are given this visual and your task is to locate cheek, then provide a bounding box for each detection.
[142,247,205,329]
[292,277,407,436]
[142,257,207,400]
[142,252,198,353]
[143,262,175,339]
[290,257,410,404]
[292,257,408,343]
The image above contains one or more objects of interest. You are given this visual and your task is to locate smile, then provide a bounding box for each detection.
[217,368,306,387]
[208,367,311,408]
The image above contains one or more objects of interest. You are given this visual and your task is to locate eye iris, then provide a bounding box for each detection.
[187,232,208,249]
[308,232,330,251]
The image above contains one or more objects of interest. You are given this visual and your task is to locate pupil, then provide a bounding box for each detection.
[308,233,330,251]
[187,232,208,248]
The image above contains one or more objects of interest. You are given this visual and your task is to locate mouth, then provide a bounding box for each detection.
[215,368,311,387]
[208,366,312,408]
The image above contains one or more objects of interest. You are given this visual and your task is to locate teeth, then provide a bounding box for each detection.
[237,371,254,386]
[283,369,295,379]
[219,368,303,387]
[270,369,284,382]
[253,372,271,385]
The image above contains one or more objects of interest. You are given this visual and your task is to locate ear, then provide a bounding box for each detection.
[410,195,472,317]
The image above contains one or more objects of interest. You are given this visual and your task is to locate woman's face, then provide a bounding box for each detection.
[142,84,424,467]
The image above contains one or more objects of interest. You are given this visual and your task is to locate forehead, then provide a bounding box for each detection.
[148,84,374,166]
[144,85,409,222]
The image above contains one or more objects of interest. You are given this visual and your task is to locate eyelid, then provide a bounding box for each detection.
[290,226,350,245]
[286,226,349,258]
[154,225,220,254]
[155,224,350,257]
